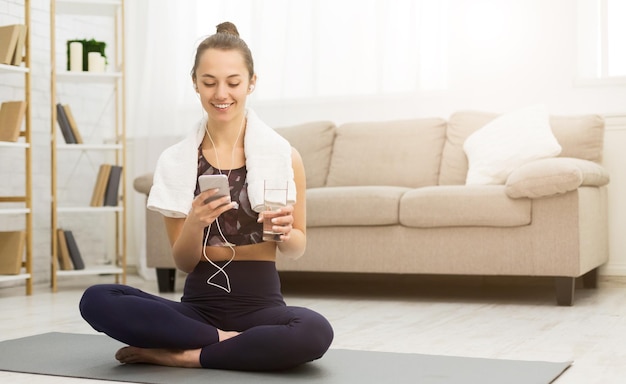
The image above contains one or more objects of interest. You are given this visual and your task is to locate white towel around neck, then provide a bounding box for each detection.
[147,108,295,217]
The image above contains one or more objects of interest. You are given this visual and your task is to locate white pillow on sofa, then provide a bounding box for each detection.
[463,105,562,185]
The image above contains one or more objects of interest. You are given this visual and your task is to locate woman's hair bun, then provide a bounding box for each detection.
[216,22,240,37]
[191,21,254,81]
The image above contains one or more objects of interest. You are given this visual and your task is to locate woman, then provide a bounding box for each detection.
[79,22,333,371]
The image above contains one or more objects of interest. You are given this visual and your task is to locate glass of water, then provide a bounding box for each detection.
[262,179,288,242]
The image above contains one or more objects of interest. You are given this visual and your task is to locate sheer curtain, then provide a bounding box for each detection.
[126,0,199,279]
[126,0,197,139]
[127,0,448,137]
[192,0,448,104]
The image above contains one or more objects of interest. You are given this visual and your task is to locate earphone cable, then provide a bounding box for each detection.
[201,112,246,293]
[202,220,236,293]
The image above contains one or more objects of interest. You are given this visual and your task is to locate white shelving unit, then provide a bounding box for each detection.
[56,71,122,83]
[49,0,126,291]
[0,63,28,73]
[0,0,33,294]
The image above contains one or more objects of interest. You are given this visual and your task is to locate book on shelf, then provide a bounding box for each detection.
[0,24,21,65]
[11,24,27,66]
[104,165,123,206]
[56,229,73,270]
[0,231,26,275]
[64,230,85,270]
[90,164,112,206]
[56,103,76,144]
[0,100,27,142]
[62,104,83,144]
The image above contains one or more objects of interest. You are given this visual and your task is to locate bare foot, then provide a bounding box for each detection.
[115,346,202,368]
[115,329,240,367]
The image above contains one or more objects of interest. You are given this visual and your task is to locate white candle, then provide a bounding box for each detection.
[69,42,83,72]
[98,55,106,72]
[88,52,104,72]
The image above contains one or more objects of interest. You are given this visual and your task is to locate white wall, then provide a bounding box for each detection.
[602,116,626,275]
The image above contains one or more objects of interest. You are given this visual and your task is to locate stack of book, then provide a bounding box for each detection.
[0,100,27,142]
[56,103,83,144]
[0,231,26,275]
[0,24,27,66]
[90,164,123,207]
[56,229,84,270]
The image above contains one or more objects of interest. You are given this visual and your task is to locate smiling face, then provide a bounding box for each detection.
[194,48,256,124]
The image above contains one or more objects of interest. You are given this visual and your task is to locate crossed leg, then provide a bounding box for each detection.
[79,284,333,371]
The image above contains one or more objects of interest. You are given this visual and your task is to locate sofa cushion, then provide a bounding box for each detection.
[306,186,410,227]
[325,118,447,188]
[274,121,336,188]
[550,114,605,162]
[463,105,562,185]
[505,157,610,199]
[133,173,154,196]
[399,185,531,228]
[439,111,605,186]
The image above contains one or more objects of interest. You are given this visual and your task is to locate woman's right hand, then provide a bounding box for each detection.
[187,189,236,228]
[165,189,236,273]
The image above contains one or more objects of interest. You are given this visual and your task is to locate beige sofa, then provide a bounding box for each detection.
[134,110,610,305]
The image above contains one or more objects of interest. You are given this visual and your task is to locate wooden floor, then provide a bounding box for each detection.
[1,272,625,383]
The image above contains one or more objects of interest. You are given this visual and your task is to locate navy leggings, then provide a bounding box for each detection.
[79,260,334,371]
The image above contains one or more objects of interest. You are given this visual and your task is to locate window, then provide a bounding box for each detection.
[193,0,448,102]
[577,0,626,83]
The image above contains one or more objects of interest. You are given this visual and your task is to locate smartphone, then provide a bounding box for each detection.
[198,174,230,204]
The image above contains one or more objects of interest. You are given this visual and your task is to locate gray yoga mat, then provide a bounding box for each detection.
[0,332,570,384]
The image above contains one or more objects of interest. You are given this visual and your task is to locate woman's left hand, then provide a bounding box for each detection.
[258,204,294,241]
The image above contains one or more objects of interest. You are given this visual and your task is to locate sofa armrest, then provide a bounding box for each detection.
[133,173,154,196]
[505,157,610,199]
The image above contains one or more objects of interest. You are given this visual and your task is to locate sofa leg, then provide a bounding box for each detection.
[582,268,598,289]
[555,277,575,306]
[156,268,176,293]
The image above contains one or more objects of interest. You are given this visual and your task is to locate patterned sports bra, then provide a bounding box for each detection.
[195,147,264,246]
